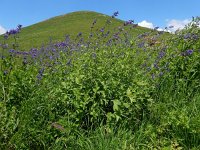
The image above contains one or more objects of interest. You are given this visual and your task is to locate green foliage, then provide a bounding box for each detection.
[0,15,200,149]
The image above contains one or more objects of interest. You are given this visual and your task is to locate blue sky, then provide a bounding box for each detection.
[0,0,199,34]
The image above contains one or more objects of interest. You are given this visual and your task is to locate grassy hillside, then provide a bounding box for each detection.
[0,11,150,50]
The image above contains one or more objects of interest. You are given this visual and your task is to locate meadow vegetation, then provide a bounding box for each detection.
[0,12,200,149]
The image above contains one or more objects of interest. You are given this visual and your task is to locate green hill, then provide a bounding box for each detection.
[1,11,151,50]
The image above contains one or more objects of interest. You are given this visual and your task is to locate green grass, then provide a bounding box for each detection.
[0,11,150,50]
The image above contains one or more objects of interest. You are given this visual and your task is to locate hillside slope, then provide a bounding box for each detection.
[1,11,151,50]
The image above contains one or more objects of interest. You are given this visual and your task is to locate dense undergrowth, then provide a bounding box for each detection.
[0,13,200,149]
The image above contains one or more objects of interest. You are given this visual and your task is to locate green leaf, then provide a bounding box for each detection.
[136,81,148,86]
[123,102,130,108]
[126,88,136,103]
[113,99,121,111]
[61,82,67,88]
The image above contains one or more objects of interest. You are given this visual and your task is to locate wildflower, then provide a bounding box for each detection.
[154,63,159,69]
[3,70,8,76]
[77,32,82,37]
[8,29,19,35]
[154,27,159,30]
[112,11,119,18]
[23,57,28,65]
[59,42,67,47]
[137,42,145,48]
[22,51,29,55]
[158,51,165,59]
[29,48,38,58]
[183,33,191,39]
[9,49,16,53]
[124,20,134,26]
[181,49,194,56]
[37,68,44,80]
[17,24,22,30]
[49,55,53,60]
[186,49,193,55]
[100,27,104,32]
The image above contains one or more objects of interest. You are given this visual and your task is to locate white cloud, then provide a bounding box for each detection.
[0,25,6,35]
[166,19,191,32]
[138,20,154,29]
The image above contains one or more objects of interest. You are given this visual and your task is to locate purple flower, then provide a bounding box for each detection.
[158,51,165,59]
[112,11,119,18]
[7,29,19,35]
[77,32,82,37]
[184,33,191,39]
[49,55,53,60]
[23,57,28,65]
[100,27,104,32]
[29,48,38,58]
[39,68,44,75]
[37,68,44,80]
[9,49,16,53]
[186,49,193,55]
[181,49,194,56]
[124,20,134,26]
[154,63,159,69]
[3,70,8,76]
[137,42,145,48]
[154,27,159,30]
[17,24,22,30]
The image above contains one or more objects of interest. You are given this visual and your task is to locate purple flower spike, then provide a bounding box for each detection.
[100,27,104,32]
[112,11,119,18]
[154,27,159,30]
[124,20,134,26]
[17,24,22,30]
[186,49,193,55]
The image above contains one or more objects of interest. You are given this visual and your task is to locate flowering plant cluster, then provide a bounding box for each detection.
[0,13,200,149]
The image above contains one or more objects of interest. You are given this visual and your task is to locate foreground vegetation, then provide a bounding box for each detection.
[0,13,200,149]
